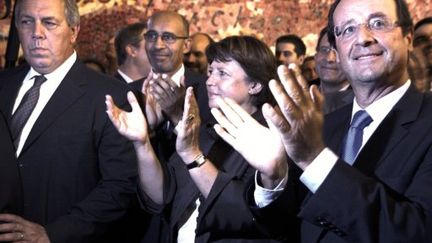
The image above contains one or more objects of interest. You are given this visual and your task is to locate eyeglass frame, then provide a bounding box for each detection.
[333,16,400,42]
[144,30,189,44]
[316,46,336,55]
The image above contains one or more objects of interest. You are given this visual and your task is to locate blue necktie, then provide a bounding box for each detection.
[10,75,47,148]
[341,110,373,165]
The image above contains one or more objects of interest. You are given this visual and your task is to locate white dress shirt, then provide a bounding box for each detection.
[255,80,411,205]
[117,69,134,83]
[13,52,77,156]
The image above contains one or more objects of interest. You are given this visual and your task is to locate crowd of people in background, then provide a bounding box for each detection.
[1,0,432,242]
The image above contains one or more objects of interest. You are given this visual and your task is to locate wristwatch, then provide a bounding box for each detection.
[186,154,207,170]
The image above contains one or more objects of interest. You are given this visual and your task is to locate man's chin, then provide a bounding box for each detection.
[30,61,55,74]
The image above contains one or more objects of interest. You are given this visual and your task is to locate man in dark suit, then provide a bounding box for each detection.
[0,0,138,242]
[143,10,209,162]
[314,27,354,114]
[113,22,151,85]
[208,0,432,242]
[0,111,22,216]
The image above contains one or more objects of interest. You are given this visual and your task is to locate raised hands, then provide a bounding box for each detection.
[148,73,186,126]
[105,91,149,143]
[266,64,325,170]
[211,97,288,188]
[141,71,164,130]
[176,87,203,163]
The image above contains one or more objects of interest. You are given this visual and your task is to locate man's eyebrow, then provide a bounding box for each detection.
[337,12,388,27]
[41,16,59,22]
[368,12,388,19]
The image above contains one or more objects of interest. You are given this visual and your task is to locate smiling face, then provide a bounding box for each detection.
[315,33,346,84]
[206,60,257,114]
[184,34,211,74]
[333,0,411,88]
[16,0,79,74]
[145,12,190,76]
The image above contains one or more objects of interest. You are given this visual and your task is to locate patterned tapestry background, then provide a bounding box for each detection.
[0,0,431,68]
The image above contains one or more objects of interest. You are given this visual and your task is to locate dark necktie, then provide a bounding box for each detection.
[341,110,373,165]
[10,75,47,148]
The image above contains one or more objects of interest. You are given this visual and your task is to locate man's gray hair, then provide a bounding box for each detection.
[15,0,80,27]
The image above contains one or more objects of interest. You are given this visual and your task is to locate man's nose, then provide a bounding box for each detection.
[32,22,45,39]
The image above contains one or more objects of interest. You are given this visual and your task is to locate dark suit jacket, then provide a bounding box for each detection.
[0,61,139,243]
[140,113,283,243]
[113,71,127,83]
[0,110,23,215]
[323,88,354,114]
[247,85,432,243]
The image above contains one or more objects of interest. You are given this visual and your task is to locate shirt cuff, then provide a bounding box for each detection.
[300,147,338,193]
[254,170,288,208]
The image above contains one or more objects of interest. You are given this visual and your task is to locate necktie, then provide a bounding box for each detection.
[10,75,47,148]
[341,110,373,165]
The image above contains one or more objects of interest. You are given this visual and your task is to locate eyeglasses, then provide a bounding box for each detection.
[317,46,335,55]
[144,31,188,44]
[334,16,400,42]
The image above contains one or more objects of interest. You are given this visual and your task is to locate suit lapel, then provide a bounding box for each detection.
[0,66,30,125]
[324,104,352,155]
[20,61,88,155]
[354,85,422,175]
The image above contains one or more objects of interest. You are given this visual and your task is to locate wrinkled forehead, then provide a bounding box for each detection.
[333,0,398,26]
[18,0,65,18]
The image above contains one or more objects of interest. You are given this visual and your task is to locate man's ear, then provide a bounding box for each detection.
[298,55,305,65]
[125,44,136,57]
[405,30,414,52]
[248,82,263,95]
[70,25,80,43]
[183,38,191,54]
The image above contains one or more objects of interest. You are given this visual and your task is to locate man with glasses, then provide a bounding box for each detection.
[143,10,210,166]
[204,0,432,242]
[314,27,353,114]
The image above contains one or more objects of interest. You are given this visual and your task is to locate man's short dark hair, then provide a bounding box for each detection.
[327,0,413,48]
[275,34,306,57]
[114,22,147,66]
[414,17,432,31]
[303,56,315,64]
[316,27,328,52]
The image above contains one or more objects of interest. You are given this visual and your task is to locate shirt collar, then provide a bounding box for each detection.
[28,51,77,80]
[352,80,411,124]
[117,69,134,83]
[152,64,185,87]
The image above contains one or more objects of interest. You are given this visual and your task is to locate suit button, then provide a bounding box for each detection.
[19,163,24,167]
[333,229,346,236]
